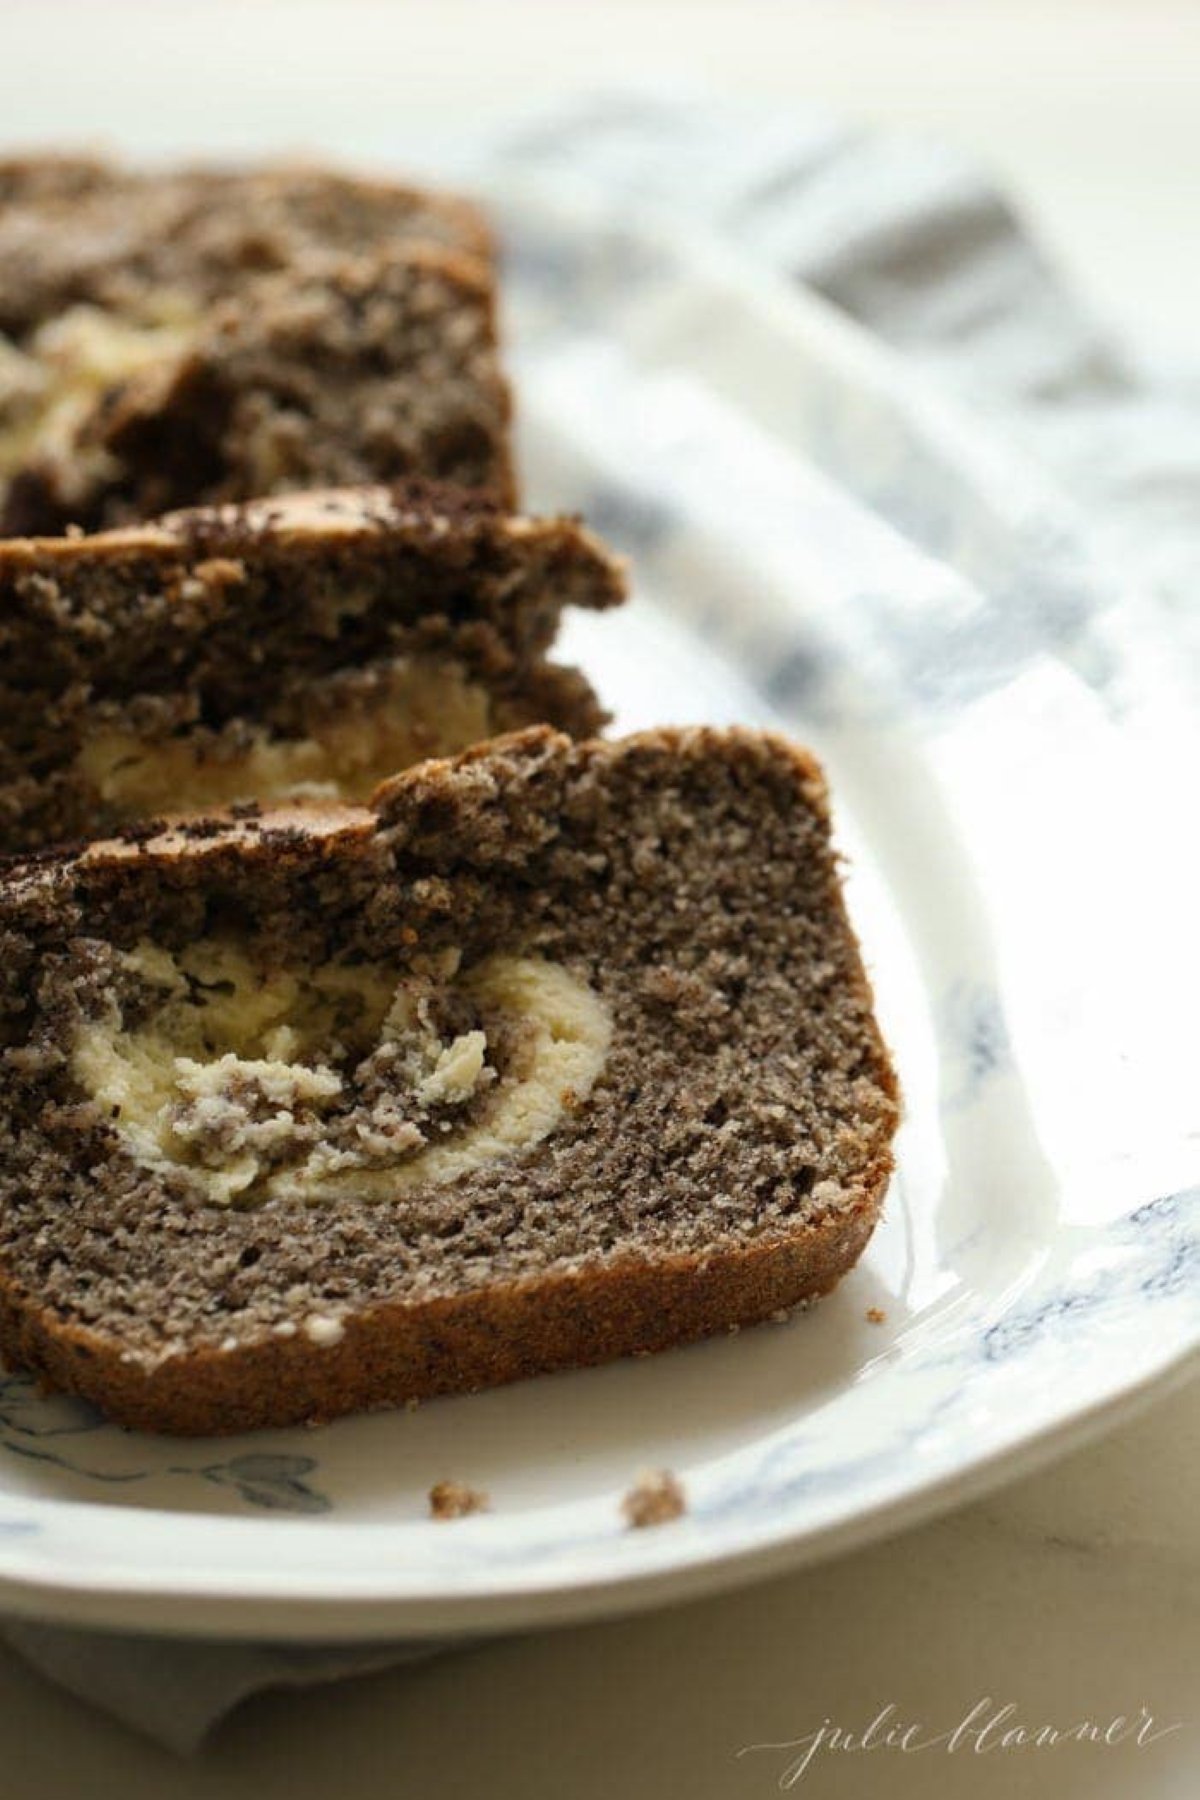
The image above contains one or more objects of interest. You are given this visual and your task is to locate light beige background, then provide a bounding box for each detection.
[0,2,1195,1792]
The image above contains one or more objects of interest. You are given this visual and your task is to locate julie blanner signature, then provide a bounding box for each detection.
[738,1699,1186,1788]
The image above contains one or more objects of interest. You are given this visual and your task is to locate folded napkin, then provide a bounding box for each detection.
[2,1619,445,1754]
[2,93,1195,1753]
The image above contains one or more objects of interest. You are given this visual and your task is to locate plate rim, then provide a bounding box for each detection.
[0,1344,1193,1641]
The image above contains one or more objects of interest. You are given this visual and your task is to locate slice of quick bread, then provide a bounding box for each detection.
[0,727,898,1435]
[0,157,514,532]
[0,483,625,854]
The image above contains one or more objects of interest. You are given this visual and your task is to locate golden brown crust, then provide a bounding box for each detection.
[0,1166,888,1436]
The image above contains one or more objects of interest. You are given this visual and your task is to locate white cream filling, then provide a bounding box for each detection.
[75,659,496,815]
[294,957,612,1201]
[73,942,611,1207]
[0,299,198,496]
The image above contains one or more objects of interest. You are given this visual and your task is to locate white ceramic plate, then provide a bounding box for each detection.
[0,187,1195,1640]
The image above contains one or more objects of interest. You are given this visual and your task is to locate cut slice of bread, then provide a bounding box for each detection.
[0,726,898,1435]
[0,157,513,532]
[0,482,626,855]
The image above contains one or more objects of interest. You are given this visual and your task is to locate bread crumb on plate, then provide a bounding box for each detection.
[428,1480,489,1521]
[621,1468,686,1529]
